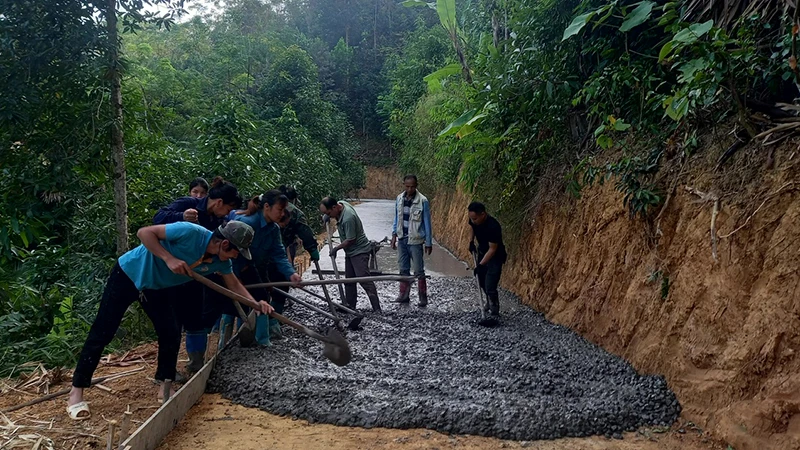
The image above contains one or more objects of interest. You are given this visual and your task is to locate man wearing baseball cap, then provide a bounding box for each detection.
[66,221,270,420]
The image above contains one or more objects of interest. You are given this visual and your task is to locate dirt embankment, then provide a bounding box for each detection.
[423,143,800,450]
[358,165,400,199]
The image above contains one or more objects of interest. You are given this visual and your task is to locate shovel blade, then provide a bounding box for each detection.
[238,324,256,347]
[346,316,364,331]
[321,328,352,366]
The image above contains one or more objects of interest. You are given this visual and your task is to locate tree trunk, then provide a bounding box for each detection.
[107,0,128,254]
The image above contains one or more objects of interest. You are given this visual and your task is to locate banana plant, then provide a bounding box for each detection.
[402,0,472,83]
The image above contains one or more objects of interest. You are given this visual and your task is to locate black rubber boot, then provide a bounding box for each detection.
[187,351,205,374]
[369,294,382,313]
[489,293,500,316]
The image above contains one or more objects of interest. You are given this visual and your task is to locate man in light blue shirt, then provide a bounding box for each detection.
[66,221,271,420]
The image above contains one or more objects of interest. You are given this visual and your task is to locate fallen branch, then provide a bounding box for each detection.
[714,128,750,171]
[1,367,145,414]
[685,186,720,262]
[711,199,720,261]
[718,182,796,239]
[753,122,800,140]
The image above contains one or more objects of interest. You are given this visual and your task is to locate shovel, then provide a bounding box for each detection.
[325,221,346,302]
[189,272,256,347]
[190,272,352,366]
[295,285,365,331]
[471,251,500,328]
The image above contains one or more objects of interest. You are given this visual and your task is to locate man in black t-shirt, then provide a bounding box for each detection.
[467,202,507,316]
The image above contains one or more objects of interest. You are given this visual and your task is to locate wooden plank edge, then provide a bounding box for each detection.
[119,353,217,450]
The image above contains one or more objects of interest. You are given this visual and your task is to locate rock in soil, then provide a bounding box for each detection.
[208,277,680,441]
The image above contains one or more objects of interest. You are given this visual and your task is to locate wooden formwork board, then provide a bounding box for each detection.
[119,350,217,450]
[118,318,242,449]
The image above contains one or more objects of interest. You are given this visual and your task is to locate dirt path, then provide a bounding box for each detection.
[159,394,722,450]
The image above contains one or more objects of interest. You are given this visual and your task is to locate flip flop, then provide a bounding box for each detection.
[66,401,90,420]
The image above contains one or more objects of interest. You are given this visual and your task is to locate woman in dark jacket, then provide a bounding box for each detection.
[154,176,240,230]
[153,177,242,375]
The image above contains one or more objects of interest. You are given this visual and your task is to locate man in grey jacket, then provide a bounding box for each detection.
[390,174,433,306]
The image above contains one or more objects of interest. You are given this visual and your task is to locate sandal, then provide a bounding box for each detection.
[66,401,91,420]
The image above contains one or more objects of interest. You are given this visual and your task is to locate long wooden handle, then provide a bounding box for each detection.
[270,288,341,322]
[188,271,328,342]
[313,260,337,318]
[189,272,259,310]
[245,274,415,289]
[325,222,347,300]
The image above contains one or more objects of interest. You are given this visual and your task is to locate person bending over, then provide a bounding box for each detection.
[66,221,271,420]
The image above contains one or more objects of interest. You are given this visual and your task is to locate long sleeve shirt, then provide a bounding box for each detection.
[232,213,296,280]
[153,196,224,232]
[280,203,318,252]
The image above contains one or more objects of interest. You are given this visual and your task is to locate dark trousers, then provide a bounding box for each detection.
[263,263,290,314]
[73,263,181,387]
[344,252,380,311]
[476,258,503,315]
[179,270,269,333]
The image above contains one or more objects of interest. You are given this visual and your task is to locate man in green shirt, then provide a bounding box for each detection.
[319,196,381,312]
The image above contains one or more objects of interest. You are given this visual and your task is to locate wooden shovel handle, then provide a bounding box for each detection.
[188,271,327,342]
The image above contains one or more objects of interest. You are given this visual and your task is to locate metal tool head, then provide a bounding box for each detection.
[346,316,364,331]
[238,315,257,347]
[321,328,352,366]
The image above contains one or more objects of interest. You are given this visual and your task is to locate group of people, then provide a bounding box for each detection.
[65,174,508,420]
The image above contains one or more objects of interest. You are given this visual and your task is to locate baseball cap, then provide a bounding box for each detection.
[218,221,254,260]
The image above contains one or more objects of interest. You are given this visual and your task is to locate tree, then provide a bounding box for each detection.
[100,0,185,254]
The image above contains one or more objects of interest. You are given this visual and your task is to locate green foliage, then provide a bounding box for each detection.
[385,0,793,239]
[0,0,371,375]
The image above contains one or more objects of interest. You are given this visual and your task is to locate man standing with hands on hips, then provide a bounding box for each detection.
[390,174,433,307]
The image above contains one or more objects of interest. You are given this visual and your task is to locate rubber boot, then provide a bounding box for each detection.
[489,293,500,316]
[269,317,283,340]
[417,278,428,307]
[185,332,207,374]
[393,281,411,303]
[254,314,272,346]
[369,294,382,313]
[186,351,205,374]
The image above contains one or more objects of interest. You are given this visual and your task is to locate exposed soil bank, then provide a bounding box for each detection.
[209,278,679,441]
[357,165,400,199]
[422,145,800,449]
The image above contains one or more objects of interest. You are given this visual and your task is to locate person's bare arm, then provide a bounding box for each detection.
[479,242,498,266]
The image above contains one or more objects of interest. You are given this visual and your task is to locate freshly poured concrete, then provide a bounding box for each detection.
[209,200,679,441]
[209,278,680,441]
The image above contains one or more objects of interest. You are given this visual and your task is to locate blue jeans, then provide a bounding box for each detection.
[397,237,425,278]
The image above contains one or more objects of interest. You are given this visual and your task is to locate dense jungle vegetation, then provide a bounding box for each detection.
[1,0,795,374]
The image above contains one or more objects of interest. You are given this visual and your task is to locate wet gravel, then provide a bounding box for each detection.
[208,277,680,441]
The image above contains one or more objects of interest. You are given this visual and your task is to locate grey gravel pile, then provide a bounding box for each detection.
[208,277,680,441]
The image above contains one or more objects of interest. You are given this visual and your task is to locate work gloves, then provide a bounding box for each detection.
[309,248,320,261]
